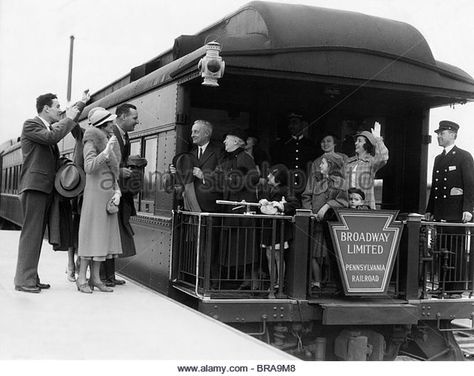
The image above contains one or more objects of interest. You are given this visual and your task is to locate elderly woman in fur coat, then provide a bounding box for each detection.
[76,108,122,293]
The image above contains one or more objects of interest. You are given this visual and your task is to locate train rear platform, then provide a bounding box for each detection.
[0,229,292,361]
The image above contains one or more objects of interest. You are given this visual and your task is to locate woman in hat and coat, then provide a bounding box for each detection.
[215,129,260,289]
[76,108,122,293]
[345,122,389,209]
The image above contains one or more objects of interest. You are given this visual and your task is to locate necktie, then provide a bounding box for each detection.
[123,132,130,159]
[441,149,446,156]
[198,147,203,159]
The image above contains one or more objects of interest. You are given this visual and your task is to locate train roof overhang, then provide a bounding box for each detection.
[82,1,474,118]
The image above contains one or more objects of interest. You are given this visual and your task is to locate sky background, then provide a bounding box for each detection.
[1,0,474,182]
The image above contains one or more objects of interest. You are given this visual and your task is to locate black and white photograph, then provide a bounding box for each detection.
[1,0,474,374]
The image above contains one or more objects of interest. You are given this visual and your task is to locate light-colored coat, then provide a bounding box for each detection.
[78,127,122,258]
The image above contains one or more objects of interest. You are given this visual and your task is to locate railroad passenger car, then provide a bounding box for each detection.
[2,1,474,360]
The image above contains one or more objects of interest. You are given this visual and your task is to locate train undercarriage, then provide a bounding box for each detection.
[198,297,473,361]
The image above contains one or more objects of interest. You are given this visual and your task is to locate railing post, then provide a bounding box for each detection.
[287,209,312,299]
[404,213,422,299]
[170,210,181,281]
[203,216,213,295]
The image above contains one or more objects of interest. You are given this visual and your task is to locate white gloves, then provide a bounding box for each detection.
[112,190,121,206]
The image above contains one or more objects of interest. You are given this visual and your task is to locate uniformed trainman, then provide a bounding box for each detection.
[425,120,474,223]
[271,113,318,197]
[425,120,474,295]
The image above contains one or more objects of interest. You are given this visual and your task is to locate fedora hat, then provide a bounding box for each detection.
[88,107,116,127]
[54,162,86,198]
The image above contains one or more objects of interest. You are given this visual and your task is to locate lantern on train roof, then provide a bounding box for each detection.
[198,41,225,87]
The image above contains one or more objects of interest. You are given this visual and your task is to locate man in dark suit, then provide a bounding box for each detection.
[170,120,223,289]
[171,120,223,211]
[426,120,474,295]
[102,103,139,287]
[14,93,82,293]
[189,120,224,212]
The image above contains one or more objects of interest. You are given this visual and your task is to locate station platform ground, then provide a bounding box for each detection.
[0,230,292,361]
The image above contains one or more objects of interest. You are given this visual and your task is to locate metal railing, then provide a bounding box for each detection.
[172,210,474,300]
[419,221,474,298]
[172,210,294,298]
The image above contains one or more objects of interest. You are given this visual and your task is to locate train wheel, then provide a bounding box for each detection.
[401,320,465,361]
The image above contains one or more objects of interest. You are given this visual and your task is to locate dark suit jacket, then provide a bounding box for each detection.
[112,124,137,257]
[192,141,223,212]
[19,116,76,194]
[427,145,474,222]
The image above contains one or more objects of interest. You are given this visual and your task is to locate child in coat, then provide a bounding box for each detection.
[259,164,300,291]
[302,154,348,290]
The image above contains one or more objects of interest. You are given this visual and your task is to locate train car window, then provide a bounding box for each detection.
[1,168,5,192]
[7,167,12,194]
[130,139,141,156]
[13,166,17,194]
[140,136,158,214]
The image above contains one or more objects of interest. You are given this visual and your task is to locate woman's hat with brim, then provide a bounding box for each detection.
[225,128,247,143]
[88,107,116,127]
[355,130,376,147]
[54,162,86,198]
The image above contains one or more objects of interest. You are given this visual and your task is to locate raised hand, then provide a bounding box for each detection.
[372,121,381,138]
[81,89,91,104]
[65,105,80,120]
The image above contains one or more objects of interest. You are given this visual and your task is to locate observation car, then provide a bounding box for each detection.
[2,1,474,360]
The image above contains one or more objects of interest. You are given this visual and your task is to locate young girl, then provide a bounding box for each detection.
[302,154,348,290]
[259,164,300,292]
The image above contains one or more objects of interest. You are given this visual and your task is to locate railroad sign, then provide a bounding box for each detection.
[329,209,403,295]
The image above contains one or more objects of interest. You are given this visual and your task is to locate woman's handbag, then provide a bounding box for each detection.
[106,197,119,214]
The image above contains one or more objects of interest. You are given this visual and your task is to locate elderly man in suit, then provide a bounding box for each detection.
[171,120,223,211]
[14,93,84,293]
[425,120,474,296]
[170,120,224,288]
[101,103,139,287]
[188,120,224,212]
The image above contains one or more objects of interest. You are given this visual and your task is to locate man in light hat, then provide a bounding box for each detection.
[425,120,474,296]
[14,92,88,293]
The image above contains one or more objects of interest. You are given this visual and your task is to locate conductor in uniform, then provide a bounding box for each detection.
[271,112,319,197]
[425,120,474,295]
[426,120,474,223]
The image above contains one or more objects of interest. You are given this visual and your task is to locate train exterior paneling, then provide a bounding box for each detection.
[0,141,23,226]
[0,194,22,226]
[116,215,172,294]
